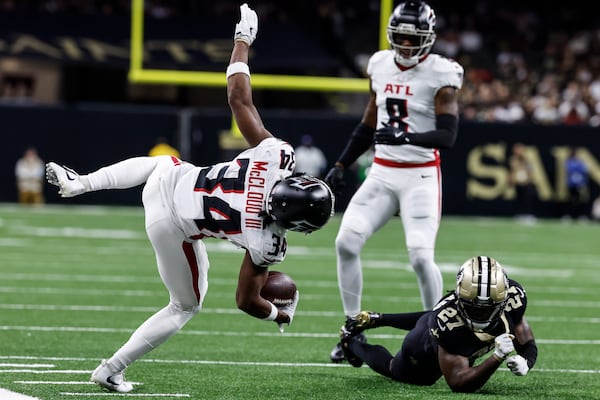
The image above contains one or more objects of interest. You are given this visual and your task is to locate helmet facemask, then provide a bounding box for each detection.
[387,1,436,67]
[455,256,508,332]
[456,294,506,332]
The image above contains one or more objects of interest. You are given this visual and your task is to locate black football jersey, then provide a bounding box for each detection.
[427,279,527,364]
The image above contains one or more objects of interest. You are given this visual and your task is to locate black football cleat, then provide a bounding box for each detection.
[330,341,345,363]
[339,326,366,368]
[330,315,369,363]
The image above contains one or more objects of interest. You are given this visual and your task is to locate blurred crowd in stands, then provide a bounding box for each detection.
[1,0,598,127]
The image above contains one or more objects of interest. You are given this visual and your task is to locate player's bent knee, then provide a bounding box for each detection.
[335,223,368,255]
[168,301,201,316]
[405,230,428,249]
[335,229,365,257]
[408,247,434,270]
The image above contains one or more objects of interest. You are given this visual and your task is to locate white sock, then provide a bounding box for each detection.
[107,303,199,371]
[336,229,366,317]
[83,157,161,192]
[409,247,443,309]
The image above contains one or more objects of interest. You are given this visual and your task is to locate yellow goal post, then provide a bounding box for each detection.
[128,0,394,92]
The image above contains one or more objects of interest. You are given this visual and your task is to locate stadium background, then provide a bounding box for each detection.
[1,3,599,399]
[1,0,598,217]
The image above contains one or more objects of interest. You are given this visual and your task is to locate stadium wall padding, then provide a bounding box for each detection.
[2,104,598,217]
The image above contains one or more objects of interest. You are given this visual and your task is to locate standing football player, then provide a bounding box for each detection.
[325,0,464,362]
[339,256,538,393]
[45,4,334,393]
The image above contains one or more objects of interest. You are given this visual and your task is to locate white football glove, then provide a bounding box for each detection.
[277,290,299,333]
[506,355,530,376]
[234,3,258,46]
[493,333,515,361]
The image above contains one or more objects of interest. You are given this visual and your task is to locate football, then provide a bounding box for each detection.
[261,271,297,307]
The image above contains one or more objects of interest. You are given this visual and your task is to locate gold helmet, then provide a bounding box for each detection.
[455,256,508,331]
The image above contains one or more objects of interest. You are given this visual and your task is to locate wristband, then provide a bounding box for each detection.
[261,302,278,321]
[226,62,250,79]
[492,353,504,362]
[515,339,538,369]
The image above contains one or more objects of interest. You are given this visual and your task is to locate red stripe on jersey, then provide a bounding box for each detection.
[182,241,201,303]
[436,163,442,222]
[373,157,440,168]
[171,156,181,166]
[194,186,245,194]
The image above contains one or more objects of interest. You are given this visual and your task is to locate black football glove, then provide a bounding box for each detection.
[324,165,345,194]
[374,125,409,145]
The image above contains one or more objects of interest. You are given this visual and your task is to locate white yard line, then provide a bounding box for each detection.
[0,325,599,343]
[0,358,597,375]
[0,325,600,342]
[0,370,90,374]
[15,381,95,385]
[1,301,600,318]
[0,388,40,400]
[60,393,189,398]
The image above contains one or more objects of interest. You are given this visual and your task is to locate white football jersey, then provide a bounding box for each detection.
[165,137,296,266]
[368,50,464,163]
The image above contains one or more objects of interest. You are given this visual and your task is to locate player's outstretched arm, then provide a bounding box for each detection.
[324,91,376,193]
[507,317,537,376]
[235,251,291,326]
[438,345,505,393]
[439,333,516,393]
[226,3,272,148]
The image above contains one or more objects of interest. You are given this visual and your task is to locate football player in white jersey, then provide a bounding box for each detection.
[325,0,464,363]
[46,4,334,393]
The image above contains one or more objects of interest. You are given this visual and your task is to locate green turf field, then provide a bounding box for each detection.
[0,202,599,399]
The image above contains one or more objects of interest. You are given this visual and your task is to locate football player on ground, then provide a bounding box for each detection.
[339,256,538,392]
[45,3,334,393]
[325,0,464,362]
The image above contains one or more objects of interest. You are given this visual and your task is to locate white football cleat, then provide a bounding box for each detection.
[91,360,133,393]
[45,162,86,197]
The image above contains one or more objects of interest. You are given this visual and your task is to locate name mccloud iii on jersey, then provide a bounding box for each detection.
[44,3,335,393]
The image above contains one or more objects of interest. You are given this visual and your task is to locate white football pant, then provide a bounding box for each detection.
[336,162,443,317]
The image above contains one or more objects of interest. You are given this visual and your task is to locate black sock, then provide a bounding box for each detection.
[349,340,393,378]
[378,311,428,330]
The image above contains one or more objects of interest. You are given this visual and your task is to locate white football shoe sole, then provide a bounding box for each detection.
[45,162,86,197]
[90,360,133,393]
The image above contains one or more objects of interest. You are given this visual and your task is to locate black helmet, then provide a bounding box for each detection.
[267,174,334,233]
[387,0,436,67]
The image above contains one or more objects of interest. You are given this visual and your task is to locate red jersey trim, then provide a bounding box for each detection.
[182,241,201,303]
[373,156,440,168]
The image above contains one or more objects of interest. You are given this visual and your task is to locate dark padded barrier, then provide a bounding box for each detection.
[3,105,598,217]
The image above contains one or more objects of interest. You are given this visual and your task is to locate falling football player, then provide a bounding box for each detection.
[46,3,334,393]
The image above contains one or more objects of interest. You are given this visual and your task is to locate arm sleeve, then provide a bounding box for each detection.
[515,339,538,369]
[336,122,375,168]
[404,113,458,149]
